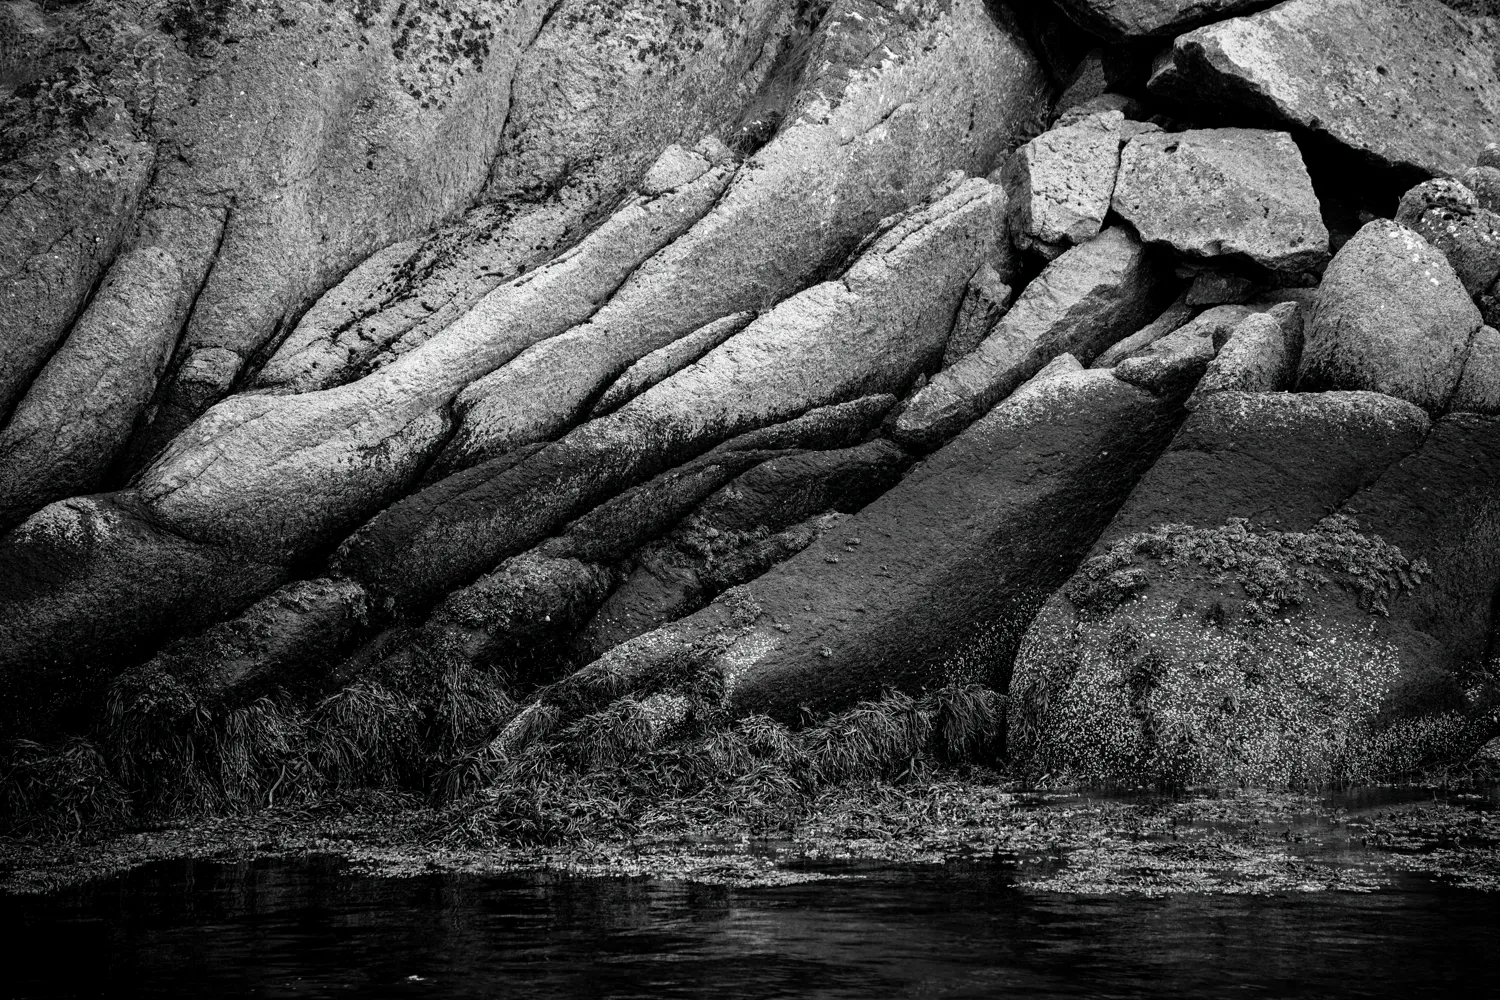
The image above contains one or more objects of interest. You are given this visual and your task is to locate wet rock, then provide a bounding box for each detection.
[0,495,285,737]
[1298,221,1483,411]
[555,358,1185,722]
[895,227,1169,452]
[1111,128,1329,272]
[943,265,1013,367]
[1053,0,1273,37]
[333,181,1004,612]
[1188,303,1304,406]
[434,0,1046,472]
[1150,0,1500,178]
[1450,326,1500,414]
[577,441,908,658]
[0,248,192,530]
[1396,179,1500,298]
[135,152,738,562]
[587,313,755,419]
[1002,111,1129,260]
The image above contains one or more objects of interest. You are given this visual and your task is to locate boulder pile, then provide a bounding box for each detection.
[1,0,1498,831]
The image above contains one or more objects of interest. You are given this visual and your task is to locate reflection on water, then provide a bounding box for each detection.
[4,855,1499,999]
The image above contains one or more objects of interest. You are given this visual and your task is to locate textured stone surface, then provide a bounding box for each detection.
[1112,322,1219,398]
[1188,303,1304,406]
[1054,0,1274,37]
[895,227,1169,451]
[1396,179,1500,297]
[551,360,1184,722]
[1151,0,1500,178]
[1002,111,1128,260]
[1112,128,1329,271]
[1090,292,1198,369]
[943,264,1013,367]
[1450,326,1500,414]
[588,313,755,419]
[1299,221,1483,411]
[1459,166,1500,213]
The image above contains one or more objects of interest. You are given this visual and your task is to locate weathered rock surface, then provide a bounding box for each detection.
[1451,326,1500,414]
[1150,0,1500,178]
[895,227,1169,451]
[1105,390,1430,540]
[1112,319,1220,398]
[549,358,1185,722]
[1185,269,1258,306]
[334,180,1006,612]
[0,248,191,530]
[434,0,1045,472]
[1396,179,1500,298]
[0,495,286,737]
[943,264,1013,367]
[1112,128,1328,272]
[1299,221,1483,411]
[1054,0,1273,37]
[1458,167,1500,214]
[577,441,908,659]
[1002,111,1128,260]
[587,313,755,419]
[1187,302,1303,405]
[1090,292,1199,369]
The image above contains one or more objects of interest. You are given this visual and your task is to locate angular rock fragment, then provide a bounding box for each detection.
[1090,292,1199,369]
[1151,0,1500,178]
[895,227,1169,451]
[1188,303,1303,406]
[943,265,1013,367]
[1112,322,1219,398]
[1002,111,1129,259]
[1298,221,1483,411]
[1112,128,1329,272]
[334,182,1004,612]
[1396,179,1500,298]
[1054,0,1274,38]
[548,357,1186,723]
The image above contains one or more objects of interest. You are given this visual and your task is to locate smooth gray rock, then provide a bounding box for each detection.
[1151,0,1500,178]
[1053,0,1274,37]
[1112,128,1329,272]
[1188,303,1304,406]
[894,227,1169,451]
[1002,111,1129,259]
[587,313,755,419]
[1299,220,1483,411]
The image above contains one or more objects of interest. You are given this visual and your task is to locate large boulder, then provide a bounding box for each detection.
[1009,404,1500,788]
[1053,0,1273,37]
[545,357,1187,723]
[894,227,1170,451]
[1149,0,1500,178]
[1299,220,1484,410]
[333,182,1005,612]
[1451,326,1500,414]
[1395,179,1500,298]
[1111,128,1329,272]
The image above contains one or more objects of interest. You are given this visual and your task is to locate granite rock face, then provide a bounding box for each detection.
[1299,220,1483,410]
[1111,128,1329,272]
[1151,0,1500,178]
[1002,111,1130,260]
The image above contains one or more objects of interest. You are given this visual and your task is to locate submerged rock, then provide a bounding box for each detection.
[1111,128,1329,272]
[1298,221,1483,411]
[1150,0,1500,178]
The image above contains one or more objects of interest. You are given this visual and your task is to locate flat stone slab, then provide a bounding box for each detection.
[1111,128,1329,272]
[1150,0,1500,178]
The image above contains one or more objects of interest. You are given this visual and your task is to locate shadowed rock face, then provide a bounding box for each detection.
[1150,0,1500,178]
[1052,0,1274,38]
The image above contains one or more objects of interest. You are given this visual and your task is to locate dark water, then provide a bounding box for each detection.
[5,856,1500,999]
